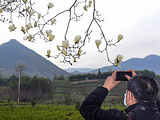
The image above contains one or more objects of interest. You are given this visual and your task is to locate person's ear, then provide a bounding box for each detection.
[130,92,138,103]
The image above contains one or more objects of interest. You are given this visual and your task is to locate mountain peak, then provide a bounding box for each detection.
[0,39,69,78]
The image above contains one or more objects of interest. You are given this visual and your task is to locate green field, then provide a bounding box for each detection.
[0,103,126,120]
[0,105,84,120]
[0,71,159,120]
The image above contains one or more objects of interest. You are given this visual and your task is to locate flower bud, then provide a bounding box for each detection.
[74,35,81,44]
[34,21,37,27]
[27,34,33,41]
[46,30,52,37]
[48,2,54,9]
[114,54,123,67]
[62,49,67,56]
[118,34,123,42]
[22,0,27,3]
[0,8,3,13]
[26,23,32,30]
[89,1,92,7]
[83,5,88,11]
[8,24,16,32]
[62,40,69,48]
[49,34,55,41]
[29,10,35,16]
[78,49,82,55]
[38,13,41,20]
[57,45,60,51]
[21,26,26,34]
[51,19,56,25]
[95,40,101,48]
[46,50,51,58]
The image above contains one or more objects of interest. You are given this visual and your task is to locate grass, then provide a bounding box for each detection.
[0,103,127,120]
[0,105,84,120]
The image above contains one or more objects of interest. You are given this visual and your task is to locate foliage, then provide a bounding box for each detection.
[136,69,156,79]
[69,69,156,81]
[0,105,84,120]
[0,75,57,102]
[0,104,128,120]
[75,101,81,110]
[31,100,36,107]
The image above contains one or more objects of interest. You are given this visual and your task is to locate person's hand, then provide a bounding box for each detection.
[103,70,121,91]
[125,69,137,80]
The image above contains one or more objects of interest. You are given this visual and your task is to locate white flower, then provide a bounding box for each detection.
[46,30,52,37]
[29,10,35,16]
[118,34,123,42]
[21,26,26,34]
[114,54,123,67]
[51,19,56,25]
[8,24,16,32]
[26,23,32,30]
[62,40,69,48]
[48,2,54,9]
[46,50,51,58]
[62,49,67,56]
[57,45,60,51]
[95,40,101,48]
[74,35,81,44]
[49,34,55,41]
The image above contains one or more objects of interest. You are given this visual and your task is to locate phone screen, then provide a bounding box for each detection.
[116,71,132,81]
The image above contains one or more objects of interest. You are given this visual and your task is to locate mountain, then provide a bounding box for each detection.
[0,39,69,79]
[90,55,160,75]
[65,68,95,73]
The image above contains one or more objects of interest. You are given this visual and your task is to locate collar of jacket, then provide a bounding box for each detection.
[125,100,159,114]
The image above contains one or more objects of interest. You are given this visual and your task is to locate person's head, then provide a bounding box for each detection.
[125,75,159,107]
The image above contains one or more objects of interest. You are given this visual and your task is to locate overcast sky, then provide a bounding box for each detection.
[0,0,160,70]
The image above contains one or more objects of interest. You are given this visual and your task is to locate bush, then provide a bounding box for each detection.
[31,100,36,107]
[75,101,81,110]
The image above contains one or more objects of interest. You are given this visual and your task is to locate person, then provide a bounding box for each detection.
[79,69,160,120]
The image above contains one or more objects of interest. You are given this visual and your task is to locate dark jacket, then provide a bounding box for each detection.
[79,87,160,120]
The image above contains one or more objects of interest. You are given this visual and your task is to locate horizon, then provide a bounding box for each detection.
[1,39,160,69]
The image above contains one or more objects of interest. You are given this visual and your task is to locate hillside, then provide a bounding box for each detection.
[0,39,69,79]
[90,55,160,75]
[65,68,95,74]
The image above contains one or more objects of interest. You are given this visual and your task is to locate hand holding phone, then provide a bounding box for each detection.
[116,71,132,81]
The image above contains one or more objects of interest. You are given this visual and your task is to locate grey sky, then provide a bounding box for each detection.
[0,0,160,69]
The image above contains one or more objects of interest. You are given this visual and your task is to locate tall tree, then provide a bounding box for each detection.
[15,65,25,103]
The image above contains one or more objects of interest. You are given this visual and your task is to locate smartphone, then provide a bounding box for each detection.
[116,71,132,81]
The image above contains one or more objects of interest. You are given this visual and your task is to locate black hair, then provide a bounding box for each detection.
[127,75,159,102]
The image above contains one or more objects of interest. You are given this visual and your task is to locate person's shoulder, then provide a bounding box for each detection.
[105,108,126,119]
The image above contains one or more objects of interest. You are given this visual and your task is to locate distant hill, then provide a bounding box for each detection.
[90,55,160,75]
[65,68,95,74]
[0,39,69,79]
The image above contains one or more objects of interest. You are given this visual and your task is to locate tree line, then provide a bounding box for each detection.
[0,69,156,105]
[69,69,156,81]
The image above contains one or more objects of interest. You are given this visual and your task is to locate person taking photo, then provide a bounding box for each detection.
[80,69,160,120]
